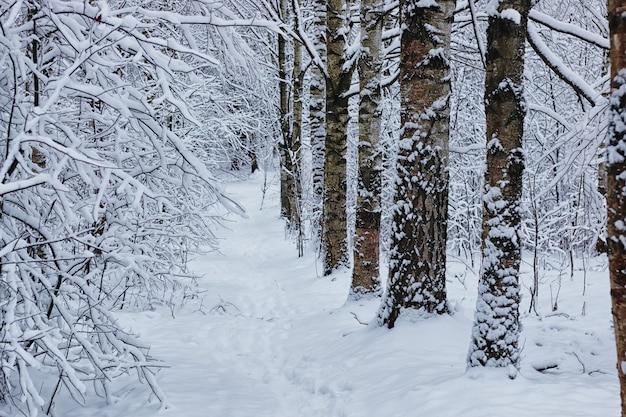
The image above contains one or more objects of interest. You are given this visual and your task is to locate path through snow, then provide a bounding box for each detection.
[57,172,619,417]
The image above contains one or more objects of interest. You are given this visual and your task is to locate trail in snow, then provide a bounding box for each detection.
[56,171,619,417]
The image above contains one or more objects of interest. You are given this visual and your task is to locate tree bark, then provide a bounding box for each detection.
[378,0,454,327]
[607,0,626,413]
[278,1,291,221]
[467,0,531,370]
[309,0,326,239]
[291,8,305,256]
[351,0,384,298]
[322,0,353,275]
[278,0,303,248]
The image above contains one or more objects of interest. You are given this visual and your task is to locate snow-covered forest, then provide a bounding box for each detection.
[0,0,624,416]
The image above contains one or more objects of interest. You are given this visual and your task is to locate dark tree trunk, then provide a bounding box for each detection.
[607,0,626,413]
[378,0,454,327]
[277,0,303,249]
[467,0,531,370]
[278,6,291,221]
[291,8,305,256]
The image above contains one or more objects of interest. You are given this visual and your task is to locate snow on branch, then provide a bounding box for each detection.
[526,103,573,131]
[0,174,51,196]
[289,0,329,78]
[527,22,604,107]
[0,1,264,414]
[135,8,284,32]
[529,9,609,50]
[467,0,486,68]
[532,101,608,201]
[165,129,248,217]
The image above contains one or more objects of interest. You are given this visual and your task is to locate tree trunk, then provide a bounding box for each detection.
[378,0,454,327]
[467,0,531,370]
[607,0,626,413]
[351,0,384,298]
[278,2,292,221]
[309,0,326,242]
[278,0,302,247]
[322,0,353,275]
[291,7,305,256]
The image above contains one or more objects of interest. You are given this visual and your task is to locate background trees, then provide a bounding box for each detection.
[522,0,608,295]
[287,0,609,338]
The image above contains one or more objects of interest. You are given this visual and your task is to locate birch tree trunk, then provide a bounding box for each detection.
[378,0,454,327]
[351,0,384,297]
[322,0,353,275]
[467,0,531,370]
[292,7,305,256]
[607,0,626,413]
[309,0,326,239]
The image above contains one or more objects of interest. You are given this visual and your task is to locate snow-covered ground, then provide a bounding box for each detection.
[57,171,619,417]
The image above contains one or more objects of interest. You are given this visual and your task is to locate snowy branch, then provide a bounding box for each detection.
[527,22,604,107]
[529,9,609,50]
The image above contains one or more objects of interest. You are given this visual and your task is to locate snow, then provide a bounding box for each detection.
[527,22,605,107]
[528,10,609,50]
[416,0,438,7]
[50,172,619,417]
[486,0,501,16]
[500,9,521,25]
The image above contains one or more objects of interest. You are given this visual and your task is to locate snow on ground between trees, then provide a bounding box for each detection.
[54,171,619,417]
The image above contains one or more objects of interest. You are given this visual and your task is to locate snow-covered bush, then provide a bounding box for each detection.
[0,0,278,415]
